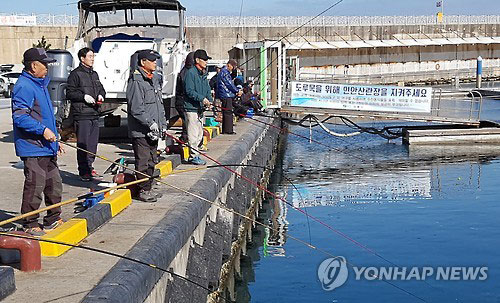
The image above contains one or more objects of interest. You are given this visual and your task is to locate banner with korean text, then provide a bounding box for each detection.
[291,81,432,113]
[0,15,37,26]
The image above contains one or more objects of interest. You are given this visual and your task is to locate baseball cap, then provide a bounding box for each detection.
[138,49,161,61]
[23,48,56,64]
[194,49,211,61]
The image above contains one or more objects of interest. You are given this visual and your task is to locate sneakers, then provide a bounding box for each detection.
[80,174,92,182]
[91,170,102,179]
[80,170,101,182]
[24,226,46,237]
[44,219,64,232]
[189,156,206,166]
[135,190,157,203]
[146,190,163,199]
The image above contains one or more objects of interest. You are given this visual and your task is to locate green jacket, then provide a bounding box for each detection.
[183,66,213,113]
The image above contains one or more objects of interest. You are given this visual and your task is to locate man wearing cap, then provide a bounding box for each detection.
[183,49,212,165]
[216,59,242,134]
[126,49,168,203]
[66,47,106,182]
[11,48,65,236]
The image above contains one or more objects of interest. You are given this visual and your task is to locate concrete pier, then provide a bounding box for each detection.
[0,94,280,302]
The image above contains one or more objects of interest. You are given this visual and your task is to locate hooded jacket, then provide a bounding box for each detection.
[126,68,168,138]
[216,66,239,99]
[12,71,59,157]
[66,63,106,120]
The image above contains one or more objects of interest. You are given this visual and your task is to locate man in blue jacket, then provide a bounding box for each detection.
[12,48,65,236]
[216,59,242,134]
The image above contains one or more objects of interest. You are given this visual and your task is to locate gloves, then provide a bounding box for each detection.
[149,122,159,133]
[147,131,159,141]
[148,122,160,141]
[84,94,96,105]
[97,95,104,105]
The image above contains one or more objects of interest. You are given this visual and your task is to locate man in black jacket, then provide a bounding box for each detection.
[66,47,106,182]
[127,50,168,202]
[174,52,194,142]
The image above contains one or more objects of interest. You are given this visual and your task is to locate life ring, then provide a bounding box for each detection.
[435,63,441,70]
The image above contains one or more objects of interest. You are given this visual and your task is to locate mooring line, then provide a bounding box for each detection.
[59,141,427,302]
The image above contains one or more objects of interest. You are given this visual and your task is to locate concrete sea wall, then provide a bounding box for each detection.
[81,117,280,303]
[1,22,500,63]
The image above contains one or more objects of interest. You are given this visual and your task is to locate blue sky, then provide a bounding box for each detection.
[2,0,500,16]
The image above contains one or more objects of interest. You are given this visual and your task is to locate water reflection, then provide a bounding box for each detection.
[236,123,500,303]
[265,194,288,256]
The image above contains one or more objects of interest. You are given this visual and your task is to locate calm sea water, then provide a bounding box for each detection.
[236,116,500,302]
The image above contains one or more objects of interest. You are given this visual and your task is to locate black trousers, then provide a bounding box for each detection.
[132,137,158,193]
[74,119,99,176]
[221,97,234,134]
[21,156,62,228]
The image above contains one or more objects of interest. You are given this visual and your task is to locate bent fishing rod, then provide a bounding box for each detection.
[60,141,428,302]
[165,130,397,267]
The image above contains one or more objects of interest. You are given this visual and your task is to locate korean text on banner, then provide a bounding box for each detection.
[290,82,432,113]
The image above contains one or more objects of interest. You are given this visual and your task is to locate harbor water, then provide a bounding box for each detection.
[236,115,500,302]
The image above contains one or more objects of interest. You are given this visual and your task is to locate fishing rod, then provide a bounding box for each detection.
[0,177,150,228]
[222,111,471,302]
[60,141,428,302]
[204,113,464,302]
[165,130,398,266]
[235,0,345,71]
[0,232,229,302]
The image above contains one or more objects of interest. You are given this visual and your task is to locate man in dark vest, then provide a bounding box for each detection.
[126,50,168,202]
[66,47,106,182]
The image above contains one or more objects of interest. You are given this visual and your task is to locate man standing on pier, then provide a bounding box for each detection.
[183,49,212,165]
[127,50,168,202]
[216,59,242,134]
[12,48,65,236]
[66,47,106,182]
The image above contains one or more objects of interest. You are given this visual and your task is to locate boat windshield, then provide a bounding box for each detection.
[79,8,182,40]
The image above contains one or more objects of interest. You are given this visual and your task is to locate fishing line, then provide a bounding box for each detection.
[165,130,399,266]
[236,0,345,70]
[232,112,468,302]
[171,163,313,246]
[59,142,427,302]
[0,178,150,228]
[0,232,229,302]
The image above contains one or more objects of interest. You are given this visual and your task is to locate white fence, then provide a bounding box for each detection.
[186,15,500,27]
[1,14,499,27]
[0,14,79,26]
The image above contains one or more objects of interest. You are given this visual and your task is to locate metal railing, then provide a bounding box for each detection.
[186,15,500,28]
[298,67,500,86]
[1,14,499,27]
